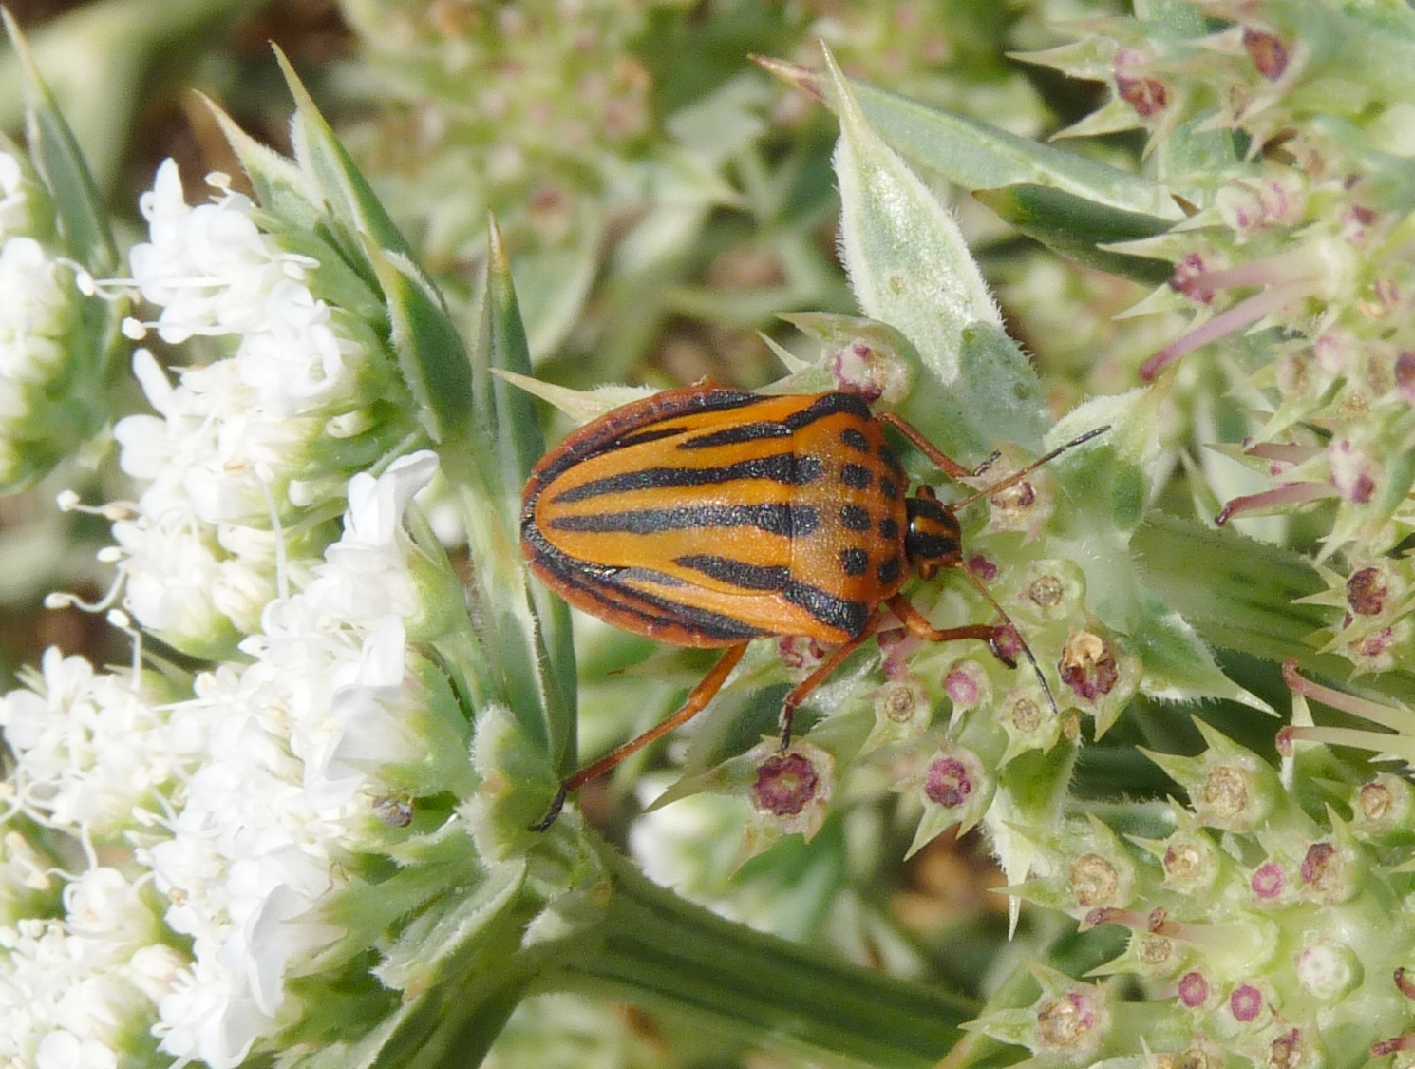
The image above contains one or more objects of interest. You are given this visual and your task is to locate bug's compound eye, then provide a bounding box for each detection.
[905,493,962,577]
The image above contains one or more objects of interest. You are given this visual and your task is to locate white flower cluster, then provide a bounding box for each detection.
[0,150,82,490]
[110,159,391,651]
[0,649,193,839]
[0,453,442,1067]
[0,866,182,1069]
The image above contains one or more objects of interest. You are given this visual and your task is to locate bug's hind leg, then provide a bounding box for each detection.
[778,612,884,751]
[530,642,748,831]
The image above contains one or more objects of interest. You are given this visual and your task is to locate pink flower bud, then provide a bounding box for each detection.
[925,756,974,809]
[1114,51,1169,118]
[944,661,986,710]
[832,341,885,403]
[1242,28,1289,80]
[1060,631,1120,701]
[1230,983,1264,1023]
[1396,352,1415,404]
[1171,253,1217,303]
[1251,861,1286,901]
[968,554,998,581]
[1299,841,1344,898]
[1347,567,1388,616]
[778,635,827,675]
[753,753,820,817]
[1269,1029,1303,1069]
[1178,971,1210,1008]
[991,626,1024,667]
[1036,990,1100,1051]
[1329,438,1378,505]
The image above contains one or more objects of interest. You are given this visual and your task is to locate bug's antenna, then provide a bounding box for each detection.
[948,426,1110,513]
[961,566,1060,719]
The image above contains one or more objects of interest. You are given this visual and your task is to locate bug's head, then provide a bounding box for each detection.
[905,486,962,580]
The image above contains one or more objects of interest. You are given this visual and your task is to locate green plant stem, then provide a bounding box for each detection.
[1131,514,1415,702]
[546,844,976,1069]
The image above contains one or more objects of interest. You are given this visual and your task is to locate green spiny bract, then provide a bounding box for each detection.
[973,720,1415,1069]
[1019,0,1415,580]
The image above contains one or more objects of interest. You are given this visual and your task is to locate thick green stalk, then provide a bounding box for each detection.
[546,844,976,1069]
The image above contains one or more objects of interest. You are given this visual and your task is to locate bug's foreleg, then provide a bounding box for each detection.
[530,642,749,831]
[879,412,1000,479]
[778,612,884,751]
[886,596,1017,664]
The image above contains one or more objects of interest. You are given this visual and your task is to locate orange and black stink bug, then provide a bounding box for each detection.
[521,386,1105,828]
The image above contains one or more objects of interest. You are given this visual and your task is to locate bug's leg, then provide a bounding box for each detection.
[879,412,1000,479]
[889,585,1061,718]
[530,642,748,831]
[886,596,1017,664]
[779,612,884,750]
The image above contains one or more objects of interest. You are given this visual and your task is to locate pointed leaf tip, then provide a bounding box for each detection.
[749,54,823,103]
[488,214,510,276]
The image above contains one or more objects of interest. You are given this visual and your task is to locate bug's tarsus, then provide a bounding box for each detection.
[960,568,1061,720]
[970,450,1002,479]
[986,629,1019,669]
[529,785,568,832]
[528,643,749,831]
[949,425,1111,513]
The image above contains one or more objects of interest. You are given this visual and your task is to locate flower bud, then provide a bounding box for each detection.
[911,745,994,842]
[1069,852,1131,909]
[1161,829,1221,895]
[1346,621,1407,673]
[1058,628,1140,735]
[749,742,834,842]
[1229,982,1267,1025]
[1268,1028,1308,1069]
[1296,940,1361,1001]
[1396,351,1415,405]
[943,658,991,718]
[1250,861,1291,906]
[1114,51,1168,118]
[1000,685,1062,761]
[1242,28,1290,81]
[831,338,911,406]
[864,677,932,751]
[1298,839,1362,905]
[1035,986,1107,1059]
[1347,565,1391,616]
[1353,773,1413,840]
[754,752,819,815]
[1130,930,1187,979]
[1329,437,1378,505]
[1178,970,1212,1010]
[1016,560,1086,623]
[970,444,1056,541]
[778,635,827,677]
[1198,761,1277,831]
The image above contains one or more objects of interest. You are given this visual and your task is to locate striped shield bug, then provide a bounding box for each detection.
[521,386,1106,828]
